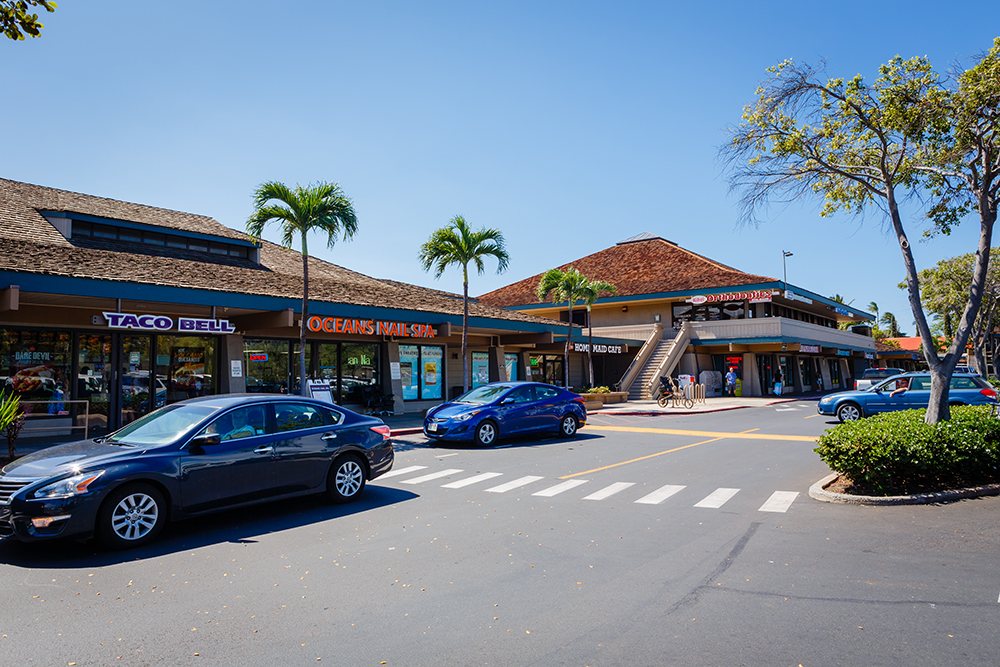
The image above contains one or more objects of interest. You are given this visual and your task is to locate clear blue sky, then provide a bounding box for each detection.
[3,1,997,331]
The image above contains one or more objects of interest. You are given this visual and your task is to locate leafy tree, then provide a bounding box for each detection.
[724,41,1000,423]
[247,181,358,395]
[903,249,1000,375]
[868,302,880,322]
[2,0,56,40]
[419,216,509,394]
[536,268,592,389]
[880,312,902,337]
[578,277,617,387]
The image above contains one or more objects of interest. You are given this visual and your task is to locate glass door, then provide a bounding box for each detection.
[77,333,113,435]
[121,336,153,425]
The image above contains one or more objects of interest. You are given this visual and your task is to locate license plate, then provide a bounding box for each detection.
[427,423,438,432]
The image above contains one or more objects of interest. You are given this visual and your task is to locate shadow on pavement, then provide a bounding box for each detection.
[0,484,418,568]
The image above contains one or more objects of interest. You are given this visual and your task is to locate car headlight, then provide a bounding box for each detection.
[452,411,481,422]
[32,471,104,499]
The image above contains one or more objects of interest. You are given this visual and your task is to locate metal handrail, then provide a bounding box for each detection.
[17,400,91,440]
[616,324,663,393]
[644,321,692,398]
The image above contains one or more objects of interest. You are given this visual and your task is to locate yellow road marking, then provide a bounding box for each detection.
[804,414,824,419]
[560,438,725,479]
[584,425,817,442]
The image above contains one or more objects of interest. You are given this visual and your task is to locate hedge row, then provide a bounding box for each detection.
[814,406,1000,495]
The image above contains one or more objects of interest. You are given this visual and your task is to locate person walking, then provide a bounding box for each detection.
[725,367,738,397]
[774,369,783,396]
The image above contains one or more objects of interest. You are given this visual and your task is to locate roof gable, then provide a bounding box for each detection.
[478,234,775,307]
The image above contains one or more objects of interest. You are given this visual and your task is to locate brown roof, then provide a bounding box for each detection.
[478,234,776,308]
[0,178,556,327]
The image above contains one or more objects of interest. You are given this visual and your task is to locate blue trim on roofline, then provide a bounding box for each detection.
[39,210,258,248]
[0,271,564,334]
[501,282,875,321]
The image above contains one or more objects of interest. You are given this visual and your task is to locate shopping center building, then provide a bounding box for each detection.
[0,178,632,439]
[478,233,878,398]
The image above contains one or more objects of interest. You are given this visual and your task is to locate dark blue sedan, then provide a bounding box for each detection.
[423,382,587,446]
[818,372,998,422]
[0,394,393,549]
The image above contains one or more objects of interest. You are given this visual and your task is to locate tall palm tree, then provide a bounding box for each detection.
[536,267,591,389]
[418,216,509,394]
[246,181,358,396]
[868,301,880,322]
[578,277,617,387]
[881,312,901,337]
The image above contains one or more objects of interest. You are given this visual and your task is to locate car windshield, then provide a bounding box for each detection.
[106,403,219,446]
[456,385,514,404]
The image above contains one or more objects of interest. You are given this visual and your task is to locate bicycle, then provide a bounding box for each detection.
[656,376,695,410]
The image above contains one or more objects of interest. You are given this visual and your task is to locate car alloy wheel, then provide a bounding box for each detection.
[329,456,366,503]
[98,483,166,549]
[474,421,497,446]
[560,414,578,437]
[837,403,862,422]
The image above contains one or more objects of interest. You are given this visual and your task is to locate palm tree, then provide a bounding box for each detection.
[868,301,880,322]
[246,181,358,396]
[881,312,901,337]
[536,267,591,389]
[419,216,509,394]
[578,277,617,387]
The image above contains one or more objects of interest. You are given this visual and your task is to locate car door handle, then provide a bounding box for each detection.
[321,433,337,441]
[253,446,274,454]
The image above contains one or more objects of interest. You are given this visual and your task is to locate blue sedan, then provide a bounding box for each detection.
[423,382,587,446]
[818,372,998,422]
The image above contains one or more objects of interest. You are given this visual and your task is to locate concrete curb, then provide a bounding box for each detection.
[809,473,1000,506]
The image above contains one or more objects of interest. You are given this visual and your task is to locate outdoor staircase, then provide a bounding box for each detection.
[628,339,675,401]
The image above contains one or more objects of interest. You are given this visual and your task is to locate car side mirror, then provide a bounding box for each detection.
[188,433,221,449]
[500,397,515,405]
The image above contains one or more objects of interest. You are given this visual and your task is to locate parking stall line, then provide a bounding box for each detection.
[441,472,504,489]
[635,484,686,505]
[532,480,589,497]
[583,482,635,501]
[485,476,545,493]
[693,487,741,508]
[400,469,464,485]
[377,465,428,480]
[758,491,799,512]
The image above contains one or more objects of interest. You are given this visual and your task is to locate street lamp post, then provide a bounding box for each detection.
[782,250,793,286]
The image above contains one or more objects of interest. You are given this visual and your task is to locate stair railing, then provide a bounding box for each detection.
[643,322,692,397]
[615,324,663,395]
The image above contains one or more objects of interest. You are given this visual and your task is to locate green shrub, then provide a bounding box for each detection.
[814,406,1000,495]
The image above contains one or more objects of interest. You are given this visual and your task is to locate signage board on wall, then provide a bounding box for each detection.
[800,345,820,353]
[102,312,236,333]
[689,289,772,305]
[783,291,814,305]
[307,316,436,338]
[572,342,624,354]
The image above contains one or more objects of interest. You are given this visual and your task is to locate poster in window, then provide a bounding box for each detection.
[420,346,443,399]
[399,345,419,400]
[171,347,206,393]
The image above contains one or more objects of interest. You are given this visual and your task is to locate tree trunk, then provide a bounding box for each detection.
[564,304,572,389]
[299,233,309,396]
[587,306,594,388]
[462,269,469,395]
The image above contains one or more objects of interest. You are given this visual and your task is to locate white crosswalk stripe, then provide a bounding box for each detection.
[635,484,686,505]
[485,475,545,493]
[583,482,635,501]
[400,469,463,485]
[532,480,589,497]
[377,465,428,479]
[441,472,504,489]
[759,491,799,512]
[694,487,740,508]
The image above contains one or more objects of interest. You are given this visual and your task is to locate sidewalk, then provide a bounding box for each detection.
[383,394,807,436]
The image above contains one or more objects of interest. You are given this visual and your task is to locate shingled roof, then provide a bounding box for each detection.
[0,177,555,326]
[478,234,776,308]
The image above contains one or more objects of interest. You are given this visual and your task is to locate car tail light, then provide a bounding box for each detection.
[573,396,585,404]
[370,425,391,441]
[980,388,998,399]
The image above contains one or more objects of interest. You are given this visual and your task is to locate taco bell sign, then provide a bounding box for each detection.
[102,312,236,334]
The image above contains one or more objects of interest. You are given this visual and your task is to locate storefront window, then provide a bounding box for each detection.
[779,356,793,391]
[828,359,842,387]
[291,343,315,395]
[77,333,112,431]
[420,346,443,400]
[798,357,813,385]
[505,353,519,382]
[317,343,338,382]
[1,329,72,417]
[471,351,490,388]
[399,345,419,400]
[155,336,216,407]
[342,342,378,403]
[244,339,291,394]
